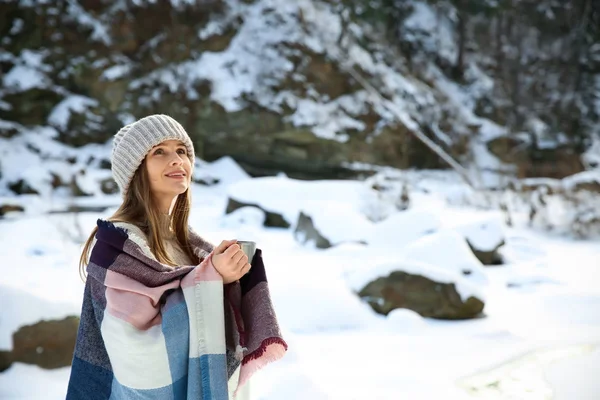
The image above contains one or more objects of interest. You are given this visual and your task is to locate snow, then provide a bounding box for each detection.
[195,156,251,187]
[286,95,367,142]
[48,95,98,130]
[2,156,599,399]
[562,170,600,190]
[295,202,374,245]
[101,64,131,81]
[66,0,111,45]
[226,176,382,227]
[0,128,111,198]
[544,345,600,400]
[0,364,71,400]
[369,208,440,248]
[3,49,51,91]
[221,206,266,229]
[401,229,488,283]
[441,211,506,251]
[404,1,457,63]
[3,65,47,91]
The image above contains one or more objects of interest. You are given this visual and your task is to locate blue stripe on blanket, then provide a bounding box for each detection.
[110,380,175,400]
[67,356,113,400]
[162,294,189,383]
[188,354,228,400]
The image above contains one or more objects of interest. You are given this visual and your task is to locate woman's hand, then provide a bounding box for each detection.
[211,240,251,284]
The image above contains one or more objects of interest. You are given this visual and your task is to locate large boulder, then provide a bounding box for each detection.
[10,316,79,369]
[358,270,485,320]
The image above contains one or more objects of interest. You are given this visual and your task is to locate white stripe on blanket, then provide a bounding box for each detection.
[101,311,172,389]
[183,280,226,358]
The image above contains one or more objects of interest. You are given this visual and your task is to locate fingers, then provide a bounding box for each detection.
[241,262,251,275]
[224,243,241,258]
[233,250,247,266]
[215,239,237,254]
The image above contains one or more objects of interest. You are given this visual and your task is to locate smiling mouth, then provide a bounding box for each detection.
[165,173,186,178]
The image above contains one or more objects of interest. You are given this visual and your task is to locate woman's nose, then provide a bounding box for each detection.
[170,154,183,165]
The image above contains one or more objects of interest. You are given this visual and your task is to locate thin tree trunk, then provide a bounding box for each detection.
[454,11,467,80]
[454,1,467,80]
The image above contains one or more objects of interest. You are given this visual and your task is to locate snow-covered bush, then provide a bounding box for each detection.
[514,171,600,238]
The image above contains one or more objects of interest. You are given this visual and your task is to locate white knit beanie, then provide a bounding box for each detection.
[110,114,195,196]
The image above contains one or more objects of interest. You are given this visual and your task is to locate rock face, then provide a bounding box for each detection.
[8,316,80,369]
[358,271,484,320]
[0,0,593,185]
[0,0,448,183]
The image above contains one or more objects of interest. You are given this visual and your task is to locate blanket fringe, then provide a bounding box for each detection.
[242,337,288,365]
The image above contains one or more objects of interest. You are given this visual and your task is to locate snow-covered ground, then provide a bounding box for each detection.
[0,160,599,399]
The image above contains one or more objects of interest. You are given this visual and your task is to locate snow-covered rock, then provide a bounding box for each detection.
[369,209,440,250]
[221,205,266,228]
[293,206,373,248]
[194,156,251,187]
[347,258,486,320]
[400,229,489,285]
[442,212,506,265]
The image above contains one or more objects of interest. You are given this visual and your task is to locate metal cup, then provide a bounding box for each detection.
[237,240,256,260]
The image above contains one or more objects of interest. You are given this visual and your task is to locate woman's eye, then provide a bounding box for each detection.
[154,149,164,155]
[177,148,187,155]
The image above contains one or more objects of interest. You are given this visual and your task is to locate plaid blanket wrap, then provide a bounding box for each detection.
[66,219,287,399]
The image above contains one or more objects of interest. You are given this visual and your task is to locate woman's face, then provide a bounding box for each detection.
[145,140,192,210]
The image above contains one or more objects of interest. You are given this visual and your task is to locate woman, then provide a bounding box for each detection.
[66,114,287,400]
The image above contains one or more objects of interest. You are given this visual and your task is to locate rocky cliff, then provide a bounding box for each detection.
[0,0,598,194]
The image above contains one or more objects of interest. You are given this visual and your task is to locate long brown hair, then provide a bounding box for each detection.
[79,160,199,281]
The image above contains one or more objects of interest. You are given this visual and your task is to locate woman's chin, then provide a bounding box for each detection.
[166,183,189,196]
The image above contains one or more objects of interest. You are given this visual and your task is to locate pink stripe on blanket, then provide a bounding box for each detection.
[104,270,181,330]
[181,253,223,288]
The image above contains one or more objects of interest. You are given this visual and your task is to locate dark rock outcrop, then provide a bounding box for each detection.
[293,211,332,249]
[0,203,25,218]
